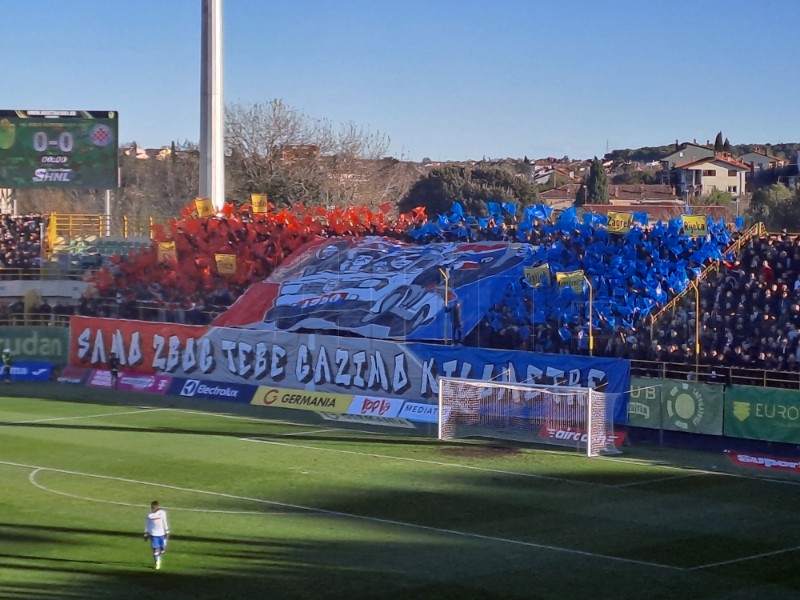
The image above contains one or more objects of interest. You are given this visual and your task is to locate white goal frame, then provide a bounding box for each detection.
[437,377,619,457]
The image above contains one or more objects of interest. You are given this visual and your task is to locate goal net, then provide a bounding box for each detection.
[437,377,620,457]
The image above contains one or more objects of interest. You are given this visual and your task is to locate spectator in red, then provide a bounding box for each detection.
[760,260,774,286]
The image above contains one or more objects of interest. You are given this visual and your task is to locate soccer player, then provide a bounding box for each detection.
[144,500,170,570]
[2,348,11,383]
[108,352,120,389]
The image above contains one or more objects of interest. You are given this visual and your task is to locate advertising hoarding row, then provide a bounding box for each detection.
[69,316,632,423]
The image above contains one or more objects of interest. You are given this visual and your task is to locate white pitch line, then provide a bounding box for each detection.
[171,404,800,491]
[3,407,168,426]
[0,459,680,571]
[164,407,607,487]
[166,408,389,437]
[612,472,706,488]
[165,408,323,428]
[27,468,293,516]
[690,544,800,571]
[241,437,611,487]
[599,454,800,489]
[277,428,339,437]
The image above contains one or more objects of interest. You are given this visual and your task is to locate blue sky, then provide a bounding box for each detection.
[5,0,798,161]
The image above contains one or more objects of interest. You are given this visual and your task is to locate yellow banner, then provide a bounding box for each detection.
[607,211,633,234]
[556,269,585,294]
[251,193,268,214]
[682,215,708,237]
[157,241,177,263]
[252,386,353,414]
[215,253,237,275]
[195,197,214,218]
[524,264,551,288]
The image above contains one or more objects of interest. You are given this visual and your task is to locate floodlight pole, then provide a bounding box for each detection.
[200,0,225,213]
[583,274,593,356]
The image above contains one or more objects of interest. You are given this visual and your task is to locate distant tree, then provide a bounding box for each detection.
[723,137,732,154]
[604,141,800,165]
[225,99,394,208]
[398,165,538,216]
[770,189,800,230]
[513,161,532,177]
[749,183,793,226]
[586,158,608,204]
[575,184,588,207]
[714,132,724,153]
[695,189,733,207]
[611,165,658,185]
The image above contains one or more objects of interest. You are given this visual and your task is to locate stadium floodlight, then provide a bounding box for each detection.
[438,377,620,457]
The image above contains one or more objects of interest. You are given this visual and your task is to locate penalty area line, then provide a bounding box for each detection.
[0,459,680,571]
[241,437,615,488]
[3,407,169,426]
[26,468,291,516]
[690,544,800,571]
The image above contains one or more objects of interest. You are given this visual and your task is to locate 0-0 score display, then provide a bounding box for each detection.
[0,109,119,189]
[33,130,75,153]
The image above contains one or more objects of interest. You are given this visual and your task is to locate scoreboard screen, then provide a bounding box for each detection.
[0,109,119,189]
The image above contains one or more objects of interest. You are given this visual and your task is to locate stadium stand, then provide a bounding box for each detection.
[7,205,800,389]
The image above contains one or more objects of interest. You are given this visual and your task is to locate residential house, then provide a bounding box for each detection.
[120,143,195,161]
[672,153,749,199]
[660,141,715,170]
[539,183,581,209]
[738,147,788,172]
[607,184,679,205]
[276,144,320,163]
[541,183,679,209]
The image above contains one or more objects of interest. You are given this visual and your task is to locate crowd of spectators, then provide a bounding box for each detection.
[0,214,45,272]
[644,232,800,379]
[75,205,740,365]
[8,205,800,383]
[77,204,405,324]
[0,296,74,326]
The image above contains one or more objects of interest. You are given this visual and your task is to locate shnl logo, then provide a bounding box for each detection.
[180,379,200,397]
[666,383,705,430]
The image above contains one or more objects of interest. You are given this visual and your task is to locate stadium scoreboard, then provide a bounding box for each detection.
[0,109,119,189]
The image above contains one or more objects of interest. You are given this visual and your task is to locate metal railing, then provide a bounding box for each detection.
[47,213,161,250]
[648,221,765,330]
[630,358,800,389]
[0,267,89,281]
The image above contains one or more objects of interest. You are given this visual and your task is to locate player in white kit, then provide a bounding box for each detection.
[144,500,170,570]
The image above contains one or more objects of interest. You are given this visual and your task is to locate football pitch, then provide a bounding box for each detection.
[2,385,800,600]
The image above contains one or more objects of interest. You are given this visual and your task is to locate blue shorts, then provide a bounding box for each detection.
[150,535,167,550]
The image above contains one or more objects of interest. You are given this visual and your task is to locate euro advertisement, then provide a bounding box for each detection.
[724,385,800,444]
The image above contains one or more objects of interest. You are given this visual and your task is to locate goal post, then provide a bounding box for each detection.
[437,377,620,457]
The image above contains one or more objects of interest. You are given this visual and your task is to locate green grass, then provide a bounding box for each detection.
[2,384,800,599]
